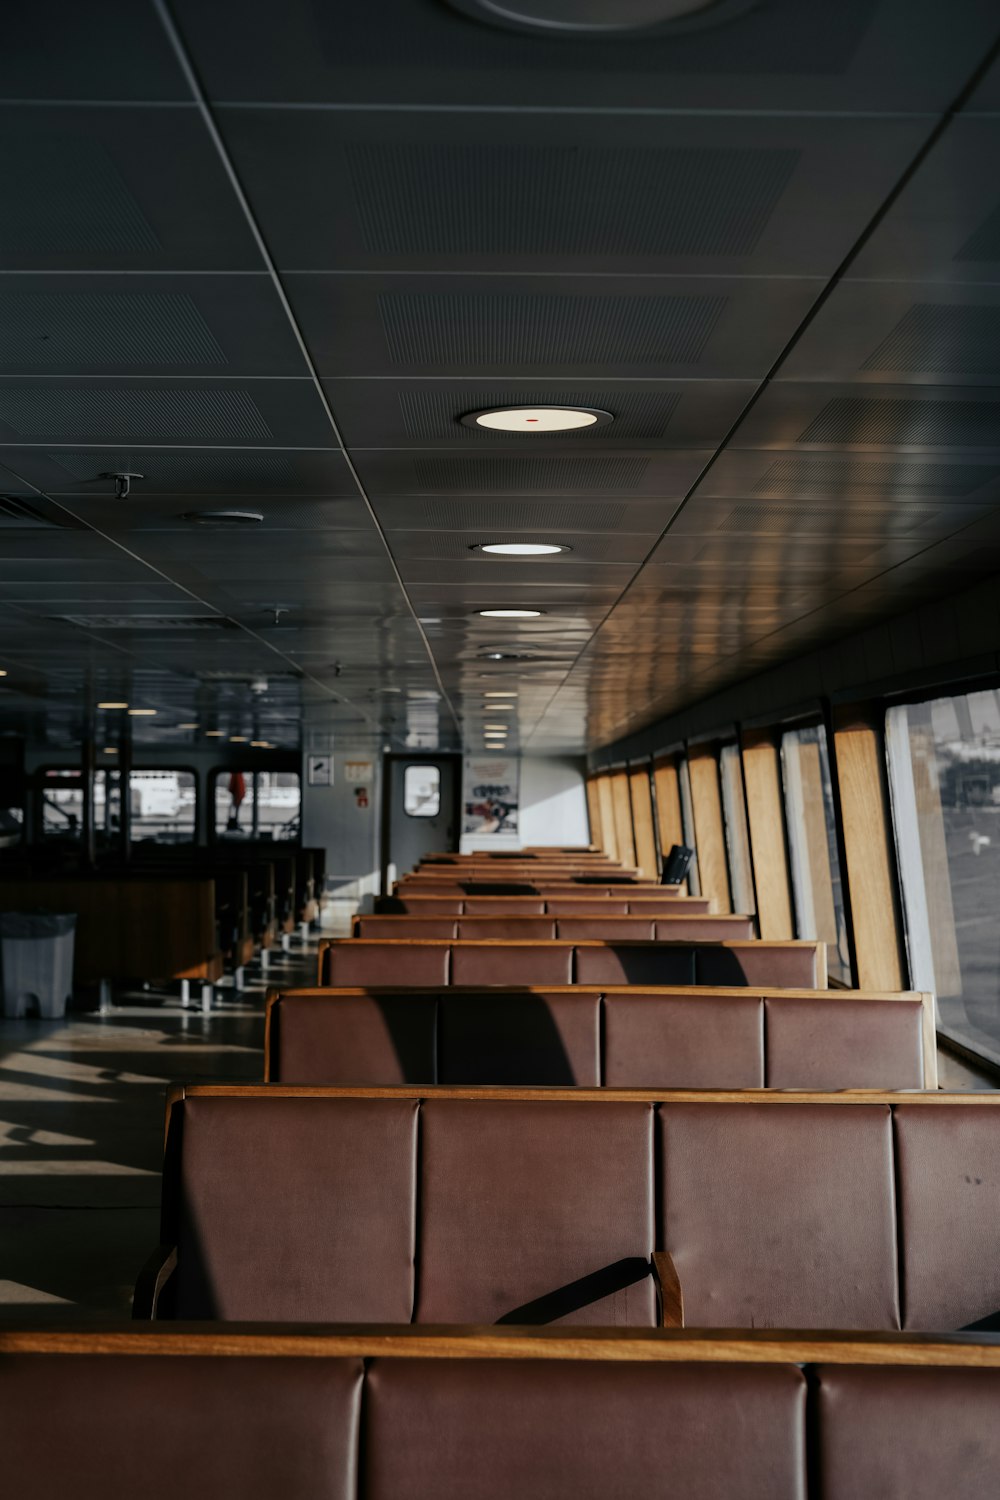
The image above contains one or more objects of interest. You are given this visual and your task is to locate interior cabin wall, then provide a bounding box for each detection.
[590,570,1000,769]
[300,752,381,908]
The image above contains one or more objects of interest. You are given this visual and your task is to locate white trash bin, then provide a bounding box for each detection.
[0,912,76,1019]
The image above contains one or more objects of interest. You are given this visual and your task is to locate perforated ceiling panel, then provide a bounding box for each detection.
[0,138,159,257]
[0,387,272,441]
[862,304,1000,374]
[378,293,727,367]
[0,291,226,367]
[374,498,635,532]
[410,457,650,493]
[798,396,1000,447]
[750,455,1000,498]
[43,451,303,487]
[955,201,1000,263]
[348,145,798,258]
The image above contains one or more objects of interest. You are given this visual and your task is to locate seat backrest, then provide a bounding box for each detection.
[450,942,574,985]
[544,898,629,915]
[0,1351,364,1500]
[556,917,655,941]
[171,1095,419,1321]
[654,916,755,941]
[894,1103,1000,1331]
[456,917,558,940]
[321,941,450,987]
[415,1099,656,1325]
[656,1102,900,1329]
[604,993,765,1087]
[461,898,547,914]
[365,1360,806,1500]
[273,992,438,1085]
[764,996,924,1089]
[356,917,459,939]
[437,990,599,1085]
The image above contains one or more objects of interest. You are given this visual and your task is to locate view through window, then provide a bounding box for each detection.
[781,724,851,984]
[887,690,1000,1061]
[214,770,300,841]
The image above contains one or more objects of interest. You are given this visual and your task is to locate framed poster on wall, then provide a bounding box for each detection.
[462,755,520,835]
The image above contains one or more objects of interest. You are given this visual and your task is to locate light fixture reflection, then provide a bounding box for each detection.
[478,609,542,619]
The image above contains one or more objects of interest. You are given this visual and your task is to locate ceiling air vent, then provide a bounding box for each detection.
[54,614,234,631]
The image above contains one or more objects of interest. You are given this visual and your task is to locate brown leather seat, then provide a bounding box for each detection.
[696,944,820,987]
[274,993,438,1085]
[628,898,712,915]
[895,1104,1000,1331]
[657,1102,899,1329]
[365,1360,807,1500]
[415,1099,656,1325]
[574,944,697,986]
[171,1095,419,1320]
[392,898,462,914]
[654,916,755,941]
[0,1353,363,1500]
[556,917,655,941]
[356,917,459,939]
[604,993,764,1088]
[765,997,924,1089]
[816,1366,1000,1499]
[456,917,557,940]
[544,898,629,915]
[323,944,449,987]
[438,991,599,1085]
[451,943,573,986]
[462,898,546,914]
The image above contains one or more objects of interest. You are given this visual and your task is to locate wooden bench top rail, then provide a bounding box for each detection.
[322,938,819,950]
[168,1085,981,1105]
[4,1326,999,1366]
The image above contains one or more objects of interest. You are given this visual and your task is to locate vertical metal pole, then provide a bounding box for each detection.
[81,711,96,871]
[119,715,133,865]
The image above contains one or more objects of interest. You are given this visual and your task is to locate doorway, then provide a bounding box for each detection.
[381,754,461,889]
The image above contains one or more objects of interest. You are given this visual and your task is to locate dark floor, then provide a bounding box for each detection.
[0,933,320,1324]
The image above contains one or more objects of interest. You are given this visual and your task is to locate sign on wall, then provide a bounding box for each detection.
[307,754,332,786]
[462,756,520,835]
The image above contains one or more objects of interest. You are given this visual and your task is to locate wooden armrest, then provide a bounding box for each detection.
[651,1251,684,1329]
[132,1245,178,1320]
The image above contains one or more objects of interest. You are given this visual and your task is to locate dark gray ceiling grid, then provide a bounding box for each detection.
[1,0,999,754]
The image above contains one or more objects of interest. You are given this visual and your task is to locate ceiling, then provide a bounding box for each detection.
[2,0,1000,756]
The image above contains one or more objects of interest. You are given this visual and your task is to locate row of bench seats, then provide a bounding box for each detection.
[8,1328,996,1500]
[319,937,825,987]
[265,985,936,1088]
[138,1087,1000,1331]
[353,913,753,940]
[378,892,709,912]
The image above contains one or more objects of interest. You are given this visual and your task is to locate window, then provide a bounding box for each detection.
[130,770,196,844]
[404,763,440,817]
[213,770,300,841]
[780,724,850,984]
[887,689,1000,1061]
[676,756,701,896]
[719,743,756,917]
[41,769,84,841]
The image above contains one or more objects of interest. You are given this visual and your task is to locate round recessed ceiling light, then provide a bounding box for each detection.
[98,701,129,710]
[181,510,264,526]
[462,406,611,433]
[484,691,518,698]
[128,708,156,716]
[478,608,543,619]
[178,722,198,730]
[230,735,248,743]
[484,723,510,731]
[475,542,570,557]
[103,746,118,755]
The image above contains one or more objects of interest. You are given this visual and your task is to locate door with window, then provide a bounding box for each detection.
[385,757,459,883]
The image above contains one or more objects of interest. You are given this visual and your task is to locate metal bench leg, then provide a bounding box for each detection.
[98,979,113,1014]
[180,979,191,1007]
[200,983,213,1013]
[233,965,245,992]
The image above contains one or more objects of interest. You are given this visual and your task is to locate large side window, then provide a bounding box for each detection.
[676,756,702,896]
[780,724,850,984]
[887,690,1000,1059]
[719,742,756,918]
[40,768,84,842]
[213,770,301,842]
